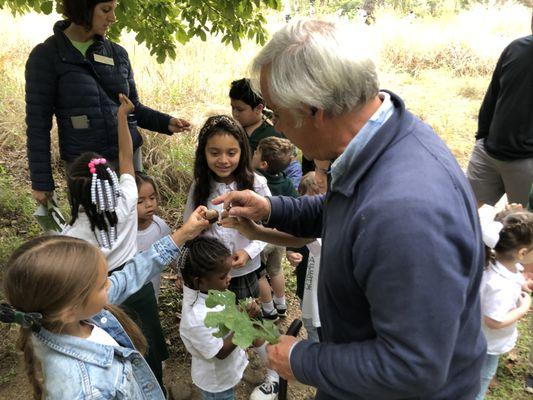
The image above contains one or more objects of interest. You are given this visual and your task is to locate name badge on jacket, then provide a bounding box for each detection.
[94,54,115,66]
[71,115,90,129]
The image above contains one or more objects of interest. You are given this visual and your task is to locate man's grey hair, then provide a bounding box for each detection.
[250,19,379,126]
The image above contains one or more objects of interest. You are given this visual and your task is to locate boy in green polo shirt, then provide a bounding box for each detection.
[229,78,284,152]
[252,137,298,320]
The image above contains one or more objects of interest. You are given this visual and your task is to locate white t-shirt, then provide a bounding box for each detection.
[302,240,321,328]
[63,174,138,271]
[86,325,119,347]
[137,215,172,296]
[179,286,248,392]
[183,174,270,277]
[480,260,526,355]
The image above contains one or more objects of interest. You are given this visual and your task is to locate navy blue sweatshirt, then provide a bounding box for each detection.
[267,92,486,399]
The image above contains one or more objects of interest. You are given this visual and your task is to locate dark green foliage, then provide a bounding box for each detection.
[0,0,281,62]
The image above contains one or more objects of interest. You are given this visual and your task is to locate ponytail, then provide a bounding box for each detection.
[105,305,147,355]
[16,329,43,400]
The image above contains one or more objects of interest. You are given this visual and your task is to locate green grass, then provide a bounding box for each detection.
[0,165,40,274]
[486,316,532,400]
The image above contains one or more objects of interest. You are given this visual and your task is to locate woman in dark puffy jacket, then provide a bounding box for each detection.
[26,0,189,204]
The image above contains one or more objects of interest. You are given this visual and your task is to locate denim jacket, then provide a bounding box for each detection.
[31,235,180,399]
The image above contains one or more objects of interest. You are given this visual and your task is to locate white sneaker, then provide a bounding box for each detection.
[250,380,279,400]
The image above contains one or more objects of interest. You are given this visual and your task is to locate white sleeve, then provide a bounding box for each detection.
[481,281,517,322]
[157,216,172,237]
[183,324,224,360]
[254,173,272,197]
[180,309,224,360]
[116,173,138,221]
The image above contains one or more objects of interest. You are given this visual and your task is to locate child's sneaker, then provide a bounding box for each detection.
[261,307,279,321]
[273,301,287,317]
[250,380,279,400]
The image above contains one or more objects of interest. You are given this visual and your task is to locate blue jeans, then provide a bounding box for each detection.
[198,386,235,400]
[475,353,500,400]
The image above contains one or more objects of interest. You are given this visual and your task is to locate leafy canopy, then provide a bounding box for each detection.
[0,0,281,62]
[205,290,279,348]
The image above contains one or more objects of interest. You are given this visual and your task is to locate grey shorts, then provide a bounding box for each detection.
[260,244,285,277]
[466,139,533,206]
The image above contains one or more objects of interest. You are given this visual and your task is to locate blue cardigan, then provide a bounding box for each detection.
[267,92,486,399]
[25,20,173,191]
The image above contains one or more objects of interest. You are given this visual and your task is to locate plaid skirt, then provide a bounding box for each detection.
[229,270,260,300]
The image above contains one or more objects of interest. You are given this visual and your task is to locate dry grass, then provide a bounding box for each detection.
[375,4,528,77]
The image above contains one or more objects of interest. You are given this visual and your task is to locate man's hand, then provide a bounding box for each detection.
[231,250,250,268]
[169,117,191,133]
[32,190,52,205]
[219,215,259,240]
[267,335,298,381]
[212,190,271,222]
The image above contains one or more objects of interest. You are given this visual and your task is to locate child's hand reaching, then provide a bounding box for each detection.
[231,250,250,268]
[118,93,135,116]
[171,206,210,246]
[286,251,303,268]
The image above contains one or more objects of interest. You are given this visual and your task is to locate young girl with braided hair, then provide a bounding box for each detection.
[476,209,533,399]
[0,207,209,400]
[62,93,171,392]
[63,93,137,268]
[178,237,261,400]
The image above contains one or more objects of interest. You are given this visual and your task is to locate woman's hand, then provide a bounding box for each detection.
[231,250,250,268]
[118,93,135,116]
[169,117,191,133]
[32,190,52,205]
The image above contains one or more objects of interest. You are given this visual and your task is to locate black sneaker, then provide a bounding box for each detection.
[274,301,287,317]
[261,307,279,321]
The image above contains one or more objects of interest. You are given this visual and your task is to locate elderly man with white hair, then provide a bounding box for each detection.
[215,19,486,400]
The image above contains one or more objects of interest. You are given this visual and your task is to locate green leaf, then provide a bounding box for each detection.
[40,0,52,14]
[3,0,280,62]
[204,290,280,348]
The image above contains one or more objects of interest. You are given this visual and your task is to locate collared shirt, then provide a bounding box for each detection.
[180,286,248,392]
[330,92,394,189]
[183,173,270,277]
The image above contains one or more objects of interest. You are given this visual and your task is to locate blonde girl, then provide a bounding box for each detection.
[0,207,209,399]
